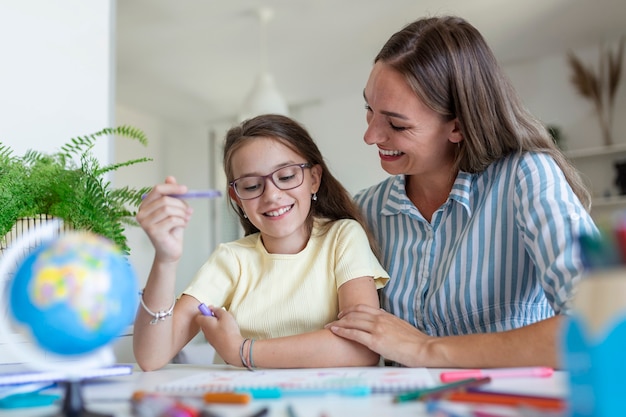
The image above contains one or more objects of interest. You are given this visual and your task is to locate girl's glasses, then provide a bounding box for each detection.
[230,163,312,200]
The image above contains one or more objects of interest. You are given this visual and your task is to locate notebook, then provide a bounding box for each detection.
[155,366,435,394]
[0,364,133,387]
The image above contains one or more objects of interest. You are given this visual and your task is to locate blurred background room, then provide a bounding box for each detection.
[1,0,625,363]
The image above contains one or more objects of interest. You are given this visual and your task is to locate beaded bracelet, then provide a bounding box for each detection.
[138,290,175,325]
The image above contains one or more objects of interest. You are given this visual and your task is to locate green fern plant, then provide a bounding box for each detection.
[0,126,153,254]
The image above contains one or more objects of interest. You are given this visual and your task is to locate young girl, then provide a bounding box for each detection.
[134,114,389,371]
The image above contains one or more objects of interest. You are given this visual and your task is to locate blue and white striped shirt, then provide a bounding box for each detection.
[355,152,597,336]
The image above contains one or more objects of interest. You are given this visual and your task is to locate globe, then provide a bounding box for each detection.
[0,220,139,417]
[9,231,138,357]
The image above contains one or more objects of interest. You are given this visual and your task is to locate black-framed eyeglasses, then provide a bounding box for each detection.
[229,163,312,200]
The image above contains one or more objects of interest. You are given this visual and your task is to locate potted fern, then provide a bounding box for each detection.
[0,126,152,254]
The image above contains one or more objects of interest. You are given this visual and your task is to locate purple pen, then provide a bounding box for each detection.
[198,303,215,317]
[141,189,222,200]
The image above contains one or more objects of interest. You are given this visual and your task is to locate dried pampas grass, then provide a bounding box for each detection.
[568,37,624,146]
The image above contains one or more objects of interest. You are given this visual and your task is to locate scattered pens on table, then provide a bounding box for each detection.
[141,189,222,200]
[439,366,553,383]
[393,376,491,403]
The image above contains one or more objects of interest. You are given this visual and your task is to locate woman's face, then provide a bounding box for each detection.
[229,137,321,254]
[363,62,460,178]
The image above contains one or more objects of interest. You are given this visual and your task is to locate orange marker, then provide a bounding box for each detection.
[444,390,565,411]
[203,392,251,404]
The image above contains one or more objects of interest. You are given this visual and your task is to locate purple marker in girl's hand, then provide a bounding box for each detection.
[198,303,214,317]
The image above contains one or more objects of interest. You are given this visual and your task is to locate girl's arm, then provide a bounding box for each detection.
[198,276,381,368]
[133,177,201,371]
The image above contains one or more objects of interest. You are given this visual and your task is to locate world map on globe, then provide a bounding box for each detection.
[8,232,138,356]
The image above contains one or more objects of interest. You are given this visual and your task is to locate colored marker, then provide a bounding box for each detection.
[444,390,565,411]
[203,392,251,404]
[439,366,553,383]
[286,404,299,417]
[198,303,215,317]
[394,377,491,403]
[247,407,269,417]
[131,391,201,416]
[239,385,371,399]
[141,189,222,200]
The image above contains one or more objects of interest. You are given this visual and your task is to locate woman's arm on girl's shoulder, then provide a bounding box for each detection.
[329,304,562,368]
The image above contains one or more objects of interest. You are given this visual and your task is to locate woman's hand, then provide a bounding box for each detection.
[136,176,192,263]
[327,304,434,367]
[329,305,563,368]
[196,307,245,366]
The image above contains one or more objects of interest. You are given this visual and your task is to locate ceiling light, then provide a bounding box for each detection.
[238,7,289,121]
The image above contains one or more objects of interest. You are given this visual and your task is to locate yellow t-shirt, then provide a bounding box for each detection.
[183,218,389,341]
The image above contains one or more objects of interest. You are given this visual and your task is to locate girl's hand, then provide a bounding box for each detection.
[196,307,244,366]
[136,176,192,262]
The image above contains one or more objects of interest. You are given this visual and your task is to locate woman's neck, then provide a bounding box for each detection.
[405,171,457,222]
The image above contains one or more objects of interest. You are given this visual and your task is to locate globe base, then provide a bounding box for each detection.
[55,380,113,417]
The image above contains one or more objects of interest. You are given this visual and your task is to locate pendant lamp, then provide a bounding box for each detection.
[239,7,289,121]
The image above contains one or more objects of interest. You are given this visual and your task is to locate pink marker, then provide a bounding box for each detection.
[439,366,553,383]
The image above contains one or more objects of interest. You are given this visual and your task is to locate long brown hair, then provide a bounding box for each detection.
[223,114,380,255]
[375,16,591,210]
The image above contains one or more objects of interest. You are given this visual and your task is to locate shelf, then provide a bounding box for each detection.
[565,143,626,160]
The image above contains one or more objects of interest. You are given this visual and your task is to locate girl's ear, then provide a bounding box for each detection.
[310,164,323,194]
[228,187,241,205]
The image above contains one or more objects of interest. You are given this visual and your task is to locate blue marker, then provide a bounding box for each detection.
[239,386,371,399]
[141,190,222,200]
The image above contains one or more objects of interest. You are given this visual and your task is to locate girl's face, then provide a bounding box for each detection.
[363,62,461,178]
[229,137,321,254]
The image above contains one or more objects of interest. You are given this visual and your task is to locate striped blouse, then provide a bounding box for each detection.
[355,152,597,336]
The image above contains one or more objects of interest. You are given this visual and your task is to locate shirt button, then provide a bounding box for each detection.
[570,213,580,221]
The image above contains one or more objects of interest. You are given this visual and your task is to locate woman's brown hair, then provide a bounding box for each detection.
[375,15,591,210]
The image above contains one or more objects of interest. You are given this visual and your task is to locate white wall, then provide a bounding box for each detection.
[114,106,218,296]
[506,41,626,153]
[0,1,114,163]
[0,0,115,364]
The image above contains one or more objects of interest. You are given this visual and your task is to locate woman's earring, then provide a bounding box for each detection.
[312,193,318,201]
[243,212,248,219]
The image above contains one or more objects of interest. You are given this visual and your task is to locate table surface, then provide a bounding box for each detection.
[0,363,568,417]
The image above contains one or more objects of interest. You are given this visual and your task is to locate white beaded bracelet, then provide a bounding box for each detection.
[139,290,175,325]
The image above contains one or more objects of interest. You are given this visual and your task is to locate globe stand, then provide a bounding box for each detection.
[55,379,112,417]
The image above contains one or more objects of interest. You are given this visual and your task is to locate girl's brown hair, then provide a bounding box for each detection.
[223,114,380,255]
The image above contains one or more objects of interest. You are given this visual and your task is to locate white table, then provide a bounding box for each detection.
[0,364,568,417]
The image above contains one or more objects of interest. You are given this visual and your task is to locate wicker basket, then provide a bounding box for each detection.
[0,215,72,256]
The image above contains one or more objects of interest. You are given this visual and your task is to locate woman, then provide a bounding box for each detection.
[328,16,598,369]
